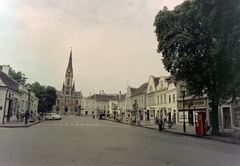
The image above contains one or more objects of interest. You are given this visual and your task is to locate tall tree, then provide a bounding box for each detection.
[30,82,57,113]
[154,0,240,135]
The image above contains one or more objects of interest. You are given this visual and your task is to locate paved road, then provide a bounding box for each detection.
[0,116,239,166]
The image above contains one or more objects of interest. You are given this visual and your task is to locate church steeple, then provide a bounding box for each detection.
[66,48,73,74]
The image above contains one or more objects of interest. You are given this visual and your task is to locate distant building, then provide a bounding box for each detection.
[53,49,83,115]
[82,91,115,116]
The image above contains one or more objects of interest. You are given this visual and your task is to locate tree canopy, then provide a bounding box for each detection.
[154,0,240,134]
[30,82,57,113]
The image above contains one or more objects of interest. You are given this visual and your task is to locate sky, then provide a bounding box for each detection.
[0,0,185,96]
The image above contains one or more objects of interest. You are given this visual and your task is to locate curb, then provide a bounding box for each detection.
[109,119,237,145]
[0,120,44,128]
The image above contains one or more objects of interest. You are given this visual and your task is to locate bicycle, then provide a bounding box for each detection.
[228,127,240,144]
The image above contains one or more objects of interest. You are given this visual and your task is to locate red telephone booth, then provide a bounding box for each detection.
[196,112,206,135]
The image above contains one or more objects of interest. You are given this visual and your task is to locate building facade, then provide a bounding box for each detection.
[0,65,38,124]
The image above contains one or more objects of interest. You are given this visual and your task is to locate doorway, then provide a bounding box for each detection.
[188,110,194,126]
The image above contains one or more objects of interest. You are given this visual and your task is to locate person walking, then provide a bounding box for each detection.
[16,112,20,123]
[25,110,30,125]
[155,116,159,125]
[93,113,95,119]
[158,116,163,132]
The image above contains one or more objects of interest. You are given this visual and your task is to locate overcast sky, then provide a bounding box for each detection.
[1,0,184,96]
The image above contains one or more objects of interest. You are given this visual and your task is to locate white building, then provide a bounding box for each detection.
[0,65,38,124]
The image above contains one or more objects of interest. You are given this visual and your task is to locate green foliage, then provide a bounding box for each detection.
[30,82,57,113]
[0,65,27,84]
[154,0,240,134]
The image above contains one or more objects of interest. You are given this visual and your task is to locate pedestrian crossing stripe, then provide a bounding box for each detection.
[35,123,125,127]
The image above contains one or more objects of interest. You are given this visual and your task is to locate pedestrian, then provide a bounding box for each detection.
[158,116,163,132]
[25,110,30,125]
[155,116,159,125]
[172,115,175,124]
[16,112,20,123]
[93,113,95,119]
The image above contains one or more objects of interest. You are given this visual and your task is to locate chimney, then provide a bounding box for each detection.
[119,91,121,99]
[2,65,10,76]
[102,90,104,94]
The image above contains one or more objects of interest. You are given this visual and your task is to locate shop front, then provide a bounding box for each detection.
[177,98,207,126]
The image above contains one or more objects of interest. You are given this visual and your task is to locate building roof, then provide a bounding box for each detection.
[75,91,82,97]
[0,70,19,91]
[88,94,116,102]
[130,87,138,94]
[154,77,160,87]
[132,82,148,96]
[166,75,176,86]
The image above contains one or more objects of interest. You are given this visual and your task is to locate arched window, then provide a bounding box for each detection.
[67,79,70,85]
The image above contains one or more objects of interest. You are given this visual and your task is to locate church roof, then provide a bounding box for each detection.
[66,49,73,73]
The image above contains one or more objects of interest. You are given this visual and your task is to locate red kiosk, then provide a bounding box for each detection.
[196,112,206,135]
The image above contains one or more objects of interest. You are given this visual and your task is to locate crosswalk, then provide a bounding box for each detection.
[36,123,126,127]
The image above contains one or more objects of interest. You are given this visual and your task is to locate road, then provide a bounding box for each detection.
[0,116,239,166]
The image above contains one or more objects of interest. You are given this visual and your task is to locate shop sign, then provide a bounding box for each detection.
[178,99,207,108]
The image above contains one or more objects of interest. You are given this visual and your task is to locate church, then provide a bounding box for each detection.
[53,49,83,115]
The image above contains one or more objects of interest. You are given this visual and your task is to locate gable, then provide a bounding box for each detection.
[147,75,158,93]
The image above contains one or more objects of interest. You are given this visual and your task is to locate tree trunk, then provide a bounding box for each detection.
[211,99,219,135]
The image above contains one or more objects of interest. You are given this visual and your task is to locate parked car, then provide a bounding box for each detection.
[44,113,62,120]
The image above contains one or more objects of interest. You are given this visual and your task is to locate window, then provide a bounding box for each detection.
[164,94,166,103]
[169,95,171,103]
[161,95,162,103]
[234,109,240,127]
[173,94,175,103]
[67,79,70,86]
[76,100,78,104]
[223,107,231,129]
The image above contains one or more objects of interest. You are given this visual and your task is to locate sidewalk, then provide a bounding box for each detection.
[109,118,239,145]
[0,118,42,128]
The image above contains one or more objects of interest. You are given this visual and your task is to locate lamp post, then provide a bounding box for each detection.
[181,90,186,133]
[25,86,31,125]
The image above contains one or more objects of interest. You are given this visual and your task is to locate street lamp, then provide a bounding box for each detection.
[25,86,31,125]
[181,90,186,133]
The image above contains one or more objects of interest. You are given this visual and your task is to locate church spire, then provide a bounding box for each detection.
[66,48,73,73]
